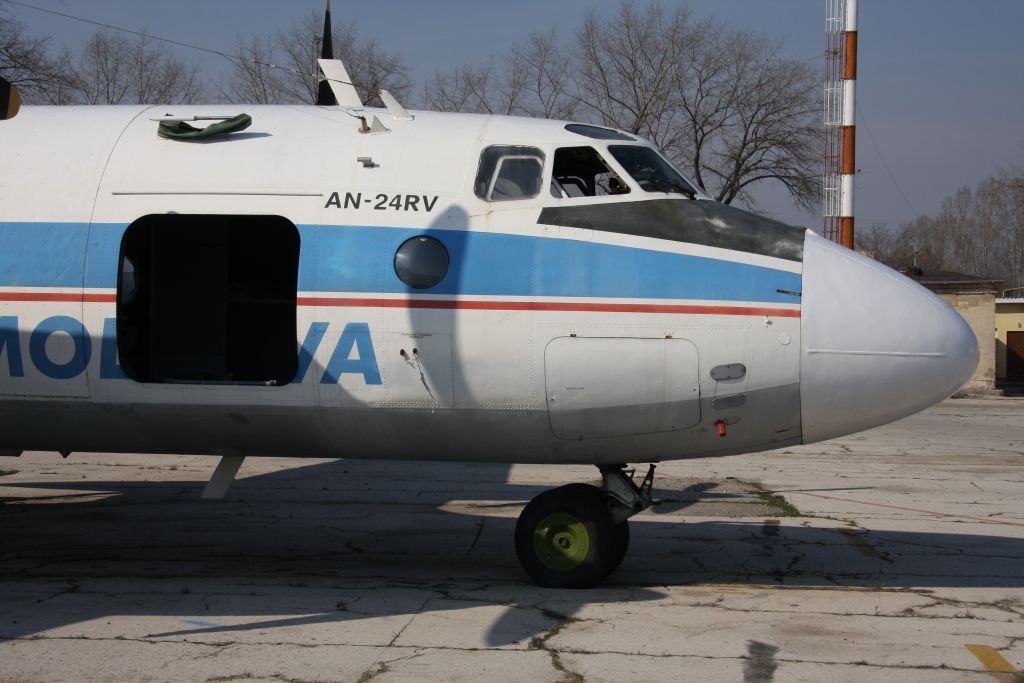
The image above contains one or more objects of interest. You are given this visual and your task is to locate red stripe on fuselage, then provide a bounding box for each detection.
[0,292,800,318]
[0,292,116,303]
[297,296,800,317]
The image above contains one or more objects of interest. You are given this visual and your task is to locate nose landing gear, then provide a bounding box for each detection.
[514,465,655,588]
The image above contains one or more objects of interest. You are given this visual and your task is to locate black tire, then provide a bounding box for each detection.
[515,483,620,588]
[609,519,630,572]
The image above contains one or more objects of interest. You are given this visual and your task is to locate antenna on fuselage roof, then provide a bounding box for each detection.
[318,58,363,109]
[315,0,337,106]
[380,89,413,121]
[315,0,363,109]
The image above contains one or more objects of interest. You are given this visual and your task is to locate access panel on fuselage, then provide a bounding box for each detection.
[544,336,700,440]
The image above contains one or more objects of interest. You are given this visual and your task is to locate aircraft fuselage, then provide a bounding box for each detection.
[0,105,976,464]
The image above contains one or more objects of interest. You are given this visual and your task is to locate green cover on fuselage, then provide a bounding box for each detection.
[158,114,252,140]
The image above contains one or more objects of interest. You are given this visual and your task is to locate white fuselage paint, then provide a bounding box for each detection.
[0,105,975,464]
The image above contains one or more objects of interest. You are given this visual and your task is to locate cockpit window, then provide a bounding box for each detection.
[607,145,697,198]
[564,124,635,141]
[550,146,630,199]
[474,145,545,201]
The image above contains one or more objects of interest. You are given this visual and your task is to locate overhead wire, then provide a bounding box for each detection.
[3,0,360,89]
[9,0,932,220]
[856,101,920,220]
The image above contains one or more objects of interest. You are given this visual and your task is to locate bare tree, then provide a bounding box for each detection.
[865,168,1024,289]
[881,215,949,273]
[974,171,1024,288]
[575,5,822,209]
[222,12,411,107]
[60,29,204,104]
[696,34,821,209]
[668,20,738,193]
[423,60,500,114]
[344,23,412,107]
[0,11,63,103]
[504,29,577,119]
[575,4,691,147]
[424,1,822,210]
[222,32,290,104]
[856,223,896,261]
[423,29,576,119]
[979,170,1024,288]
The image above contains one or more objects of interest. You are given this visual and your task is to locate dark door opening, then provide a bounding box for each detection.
[1008,331,1024,382]
[117,214,300,385]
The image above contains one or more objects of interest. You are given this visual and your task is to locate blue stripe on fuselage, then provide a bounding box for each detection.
[0,222,124,289]
[0,222,92,288]
[0,221,801,303]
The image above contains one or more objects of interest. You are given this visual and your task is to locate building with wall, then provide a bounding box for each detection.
[901,268,1001,394]
[996,289,1024,385]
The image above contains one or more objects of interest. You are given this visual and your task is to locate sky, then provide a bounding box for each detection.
[5,0,1024,230]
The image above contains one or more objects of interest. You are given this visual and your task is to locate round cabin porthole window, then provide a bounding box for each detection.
[394,236,449,289]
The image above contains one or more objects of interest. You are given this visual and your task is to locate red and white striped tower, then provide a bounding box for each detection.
[824,0,858,249]
[839,0,858,248]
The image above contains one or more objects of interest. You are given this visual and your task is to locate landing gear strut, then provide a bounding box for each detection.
[514,465,655,588]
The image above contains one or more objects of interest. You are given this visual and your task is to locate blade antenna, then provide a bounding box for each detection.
[315,0,337,106]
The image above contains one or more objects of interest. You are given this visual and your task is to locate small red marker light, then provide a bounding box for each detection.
[715,420,727,437]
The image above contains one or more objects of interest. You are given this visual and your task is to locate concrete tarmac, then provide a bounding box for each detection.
[1,397,1022,682]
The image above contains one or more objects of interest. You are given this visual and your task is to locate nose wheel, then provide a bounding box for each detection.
[514,466,652,588]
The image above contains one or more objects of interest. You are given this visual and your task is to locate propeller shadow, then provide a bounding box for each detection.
[2,457,1022,646]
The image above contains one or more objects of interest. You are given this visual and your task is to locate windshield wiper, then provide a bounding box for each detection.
[644,176,696,199]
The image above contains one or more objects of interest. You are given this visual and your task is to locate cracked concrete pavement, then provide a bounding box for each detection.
[0,397,1022,682]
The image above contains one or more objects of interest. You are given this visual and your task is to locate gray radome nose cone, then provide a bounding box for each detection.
[800,233,978,444]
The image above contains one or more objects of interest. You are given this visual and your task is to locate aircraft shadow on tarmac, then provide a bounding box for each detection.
[2,457,1022,644]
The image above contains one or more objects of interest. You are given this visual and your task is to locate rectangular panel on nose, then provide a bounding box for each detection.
[544,336,700,440]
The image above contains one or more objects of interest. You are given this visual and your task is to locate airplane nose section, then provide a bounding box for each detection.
[800,233,978,443]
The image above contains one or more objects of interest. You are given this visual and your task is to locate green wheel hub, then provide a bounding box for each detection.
[533,512,591,571]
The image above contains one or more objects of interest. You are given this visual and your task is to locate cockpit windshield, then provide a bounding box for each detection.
[607,146,698,198]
